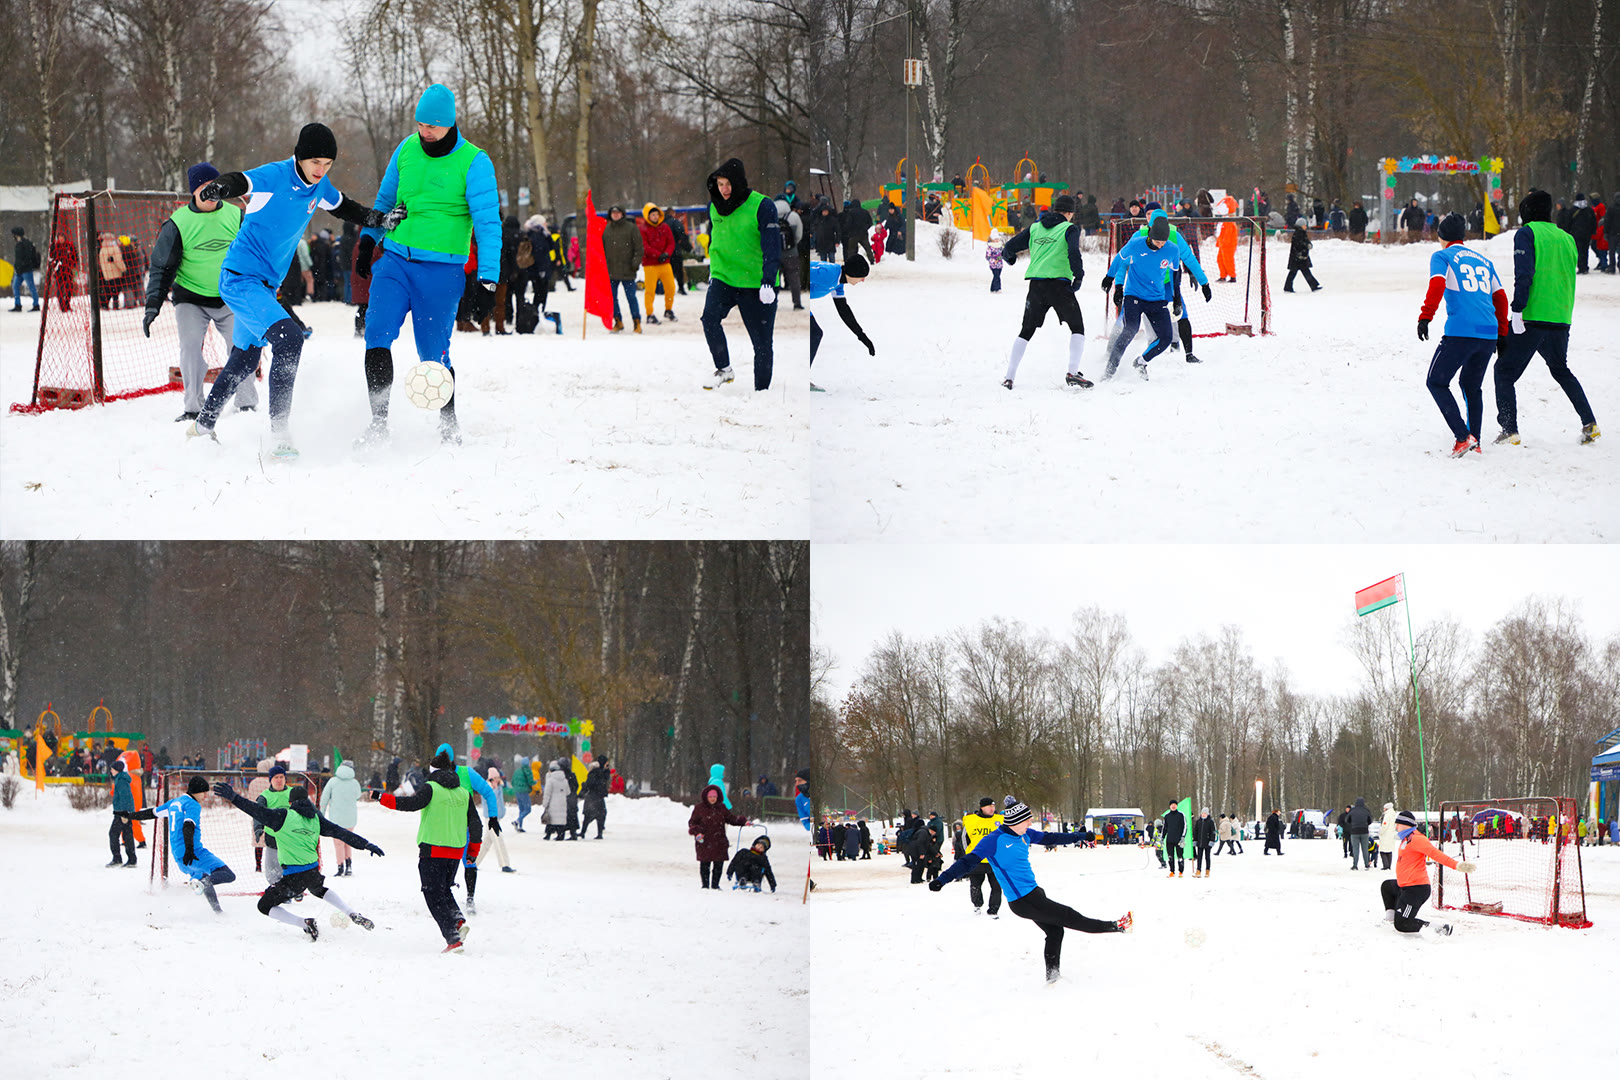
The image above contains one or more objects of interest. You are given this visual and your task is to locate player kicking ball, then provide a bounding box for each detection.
[125,775,236,913]
[1380,809,1476,937]
[212,780,382,940]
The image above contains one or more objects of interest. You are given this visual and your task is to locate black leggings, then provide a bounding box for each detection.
[969,864,1003,914]
[1194,841,1211,872]
[1006,887,1119,975]
[419,851,464,943]
[1381,879,1433,932]
[258,867,327,913]
[700,860,724,888]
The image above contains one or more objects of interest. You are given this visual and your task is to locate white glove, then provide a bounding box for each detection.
[759,285,776,305]
[1509,313,1524,335]
[1454,861,1477,874]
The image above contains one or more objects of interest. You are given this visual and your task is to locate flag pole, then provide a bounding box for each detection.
[1401,574,1431,826]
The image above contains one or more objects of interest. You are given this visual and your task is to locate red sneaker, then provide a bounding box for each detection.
[1450,435,1479,458]
[1116,911,1134,933]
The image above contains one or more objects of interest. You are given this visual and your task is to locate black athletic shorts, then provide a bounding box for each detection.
[1020,277,1085,339]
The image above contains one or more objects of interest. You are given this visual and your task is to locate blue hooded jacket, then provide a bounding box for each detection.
[708,763,731,809]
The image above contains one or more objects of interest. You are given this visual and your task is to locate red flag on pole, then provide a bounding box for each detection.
[583,191,613,333]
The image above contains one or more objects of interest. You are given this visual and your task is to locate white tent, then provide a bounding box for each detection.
[0,181,92,214]
[1083,807,1145,832]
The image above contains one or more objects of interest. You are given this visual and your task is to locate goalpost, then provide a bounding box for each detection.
[1433,796,1590,929]
[1104,216,1272,338]
[150,769,328,896]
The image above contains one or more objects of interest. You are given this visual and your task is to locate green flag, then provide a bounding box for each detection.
[1178,797,1194,859]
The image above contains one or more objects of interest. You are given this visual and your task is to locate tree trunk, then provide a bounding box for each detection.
[574,0,600,226]
[26,0,61,189]
[367,542,389,774]
[0,543,54,730]
[1279,0,1298,186]
[1575,0,1606,182]
[205,19,220,163]
[517,0,552,212]
[159,7,183,190]
[668,543,705,787]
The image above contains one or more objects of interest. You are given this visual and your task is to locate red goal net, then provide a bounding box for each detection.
[1433,796,1589,928]
[1105,215,1271,337]
[150,769,328,896]
[12,190,233,413]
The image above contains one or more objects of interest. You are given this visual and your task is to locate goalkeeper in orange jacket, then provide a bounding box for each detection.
[1380,809,1476,937]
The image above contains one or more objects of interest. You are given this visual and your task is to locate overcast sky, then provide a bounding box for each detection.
[813,545,1620,703]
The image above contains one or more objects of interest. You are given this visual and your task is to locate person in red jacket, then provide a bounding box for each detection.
[688,784,749,889]
[1380,809,1476,937]
[639,204,678,325]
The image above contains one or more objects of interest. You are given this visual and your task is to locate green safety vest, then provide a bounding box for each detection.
[385,135,482,257]
[262,787,291,842]
[275,807,320,867]
[1521,221,1576,325]
[1024,220,1074,280]
[418,780,471,848]
[170,203,240,298]
[708,190,768,290]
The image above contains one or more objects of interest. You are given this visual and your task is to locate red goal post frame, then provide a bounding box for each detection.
[150,769,328,896]
[1433,796,1590,929]
[1103,215,1272,338]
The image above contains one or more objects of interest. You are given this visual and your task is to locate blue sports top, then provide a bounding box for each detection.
[1107,235,1183,302]
[808,261,844,300]
[936,825,1081,901]
[153,794,202,856]
[221,158,344,283]
[1429,244,1504,339]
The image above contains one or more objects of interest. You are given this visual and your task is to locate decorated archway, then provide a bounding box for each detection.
[1378,155,1504,241]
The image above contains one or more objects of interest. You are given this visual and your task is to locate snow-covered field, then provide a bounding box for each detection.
[809,833,1617,1079]
[0,287,810,539]
[810,225,1618,542]
[0,789,808,1078]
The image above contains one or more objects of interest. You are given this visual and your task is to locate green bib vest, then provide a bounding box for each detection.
[275,808,320,867]
[1522,221,1576,325]
[418,780,471,848]
[1024,220,1074,279]
[171,203,240,298]
[386,135,482,257]
[708,190,768,289]
[263,787,291,841]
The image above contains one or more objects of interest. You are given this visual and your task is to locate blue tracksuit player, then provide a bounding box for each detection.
[186,123,407,456]
[1101,211,1208,380]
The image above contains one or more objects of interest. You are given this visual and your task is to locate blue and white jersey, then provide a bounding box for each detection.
[154,794,201,855]
[938,825,1080,902]
[808,261,844,301]
[1429,244,1503,339]
[221,158,343,284]
[1107,236,1182,302]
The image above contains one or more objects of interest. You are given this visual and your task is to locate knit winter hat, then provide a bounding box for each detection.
[1002,795,1032,827]
[979,797,995,809]
[1396,810,1418,828]
[266,764,287,780]
[1438,213,1466,243]
[294,123,337,161]
[1052,193,1077,214]
[1519,189,1553,224]
[187,775,210,795]
[186,162,219,193]
[415,84,457,126]
[843,253,869,279]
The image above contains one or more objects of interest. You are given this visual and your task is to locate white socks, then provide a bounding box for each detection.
[1005,338,1029,382]
[267,906,306,928]
[321,889,355,917]
[1068,334,1086,376]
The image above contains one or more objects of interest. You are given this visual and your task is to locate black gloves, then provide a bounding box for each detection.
[196,180,228,205]
[142,308,159,337]
[467,282,497,324]
[354,236,376,280]
[362,203,408,232]
[488,818,503,835]
[859,335,875,356]
[211,782,235,801]
[182,843,196,865]
[1113,284,1124,308]
[1417,319,1430,342]
[1099,276,1114,293]
[1172,295,1183,318]
[1002,251,1016,266]
[928,879,944,892]
[1201,282,1212,303]
[366,843,385,857]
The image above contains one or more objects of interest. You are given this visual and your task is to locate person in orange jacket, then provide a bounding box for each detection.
[1380,809,1476,936]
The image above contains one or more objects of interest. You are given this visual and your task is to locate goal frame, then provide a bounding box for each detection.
[1433,796,1590,929]
[151,769,328,896]
[1104,215,1272,337]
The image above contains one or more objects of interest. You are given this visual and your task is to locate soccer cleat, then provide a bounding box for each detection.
[1186,354,1201,363]
[175,411,199,422]
[1065,372,1093,388]
[501,865,515,873]
[105,859,123,868]
[703,367,735,390]
[457,919,471,942]
[1046,967,1062,984]
[1116,911,1134,933]
[1450,435,1478,458]
[466,897,477,916]
[547,312,562,334]
[1001,378,1014,390]
[1177,871,1183,877]
[353,419,389,449]
[1581,422,1601,444]
[125,858,140,867]
[1167,871,1176,879]
[185,420,218,443]
[350,912,374,930]
[1431,923,1453,937]
[1493,429,1520,445]
[302,918,319,942]
[1133,357,1150,380]
[271,441,300,460]
[810,382,825,392]
[442,940,464,954]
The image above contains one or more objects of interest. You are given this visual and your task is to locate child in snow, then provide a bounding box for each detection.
[127,775,237,911]
[931,796,1131,983]
[1381,809,1475,936]
[1418,212,1509,457]
[870,222,886,263]
[985,235,1005,292]
[808,254,873,392]
[1283,222,1320,292]
[689,783,750,889]
[212,779,380,940]
[726,835,777,892]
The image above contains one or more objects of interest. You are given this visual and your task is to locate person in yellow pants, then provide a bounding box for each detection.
[639,203,679,324]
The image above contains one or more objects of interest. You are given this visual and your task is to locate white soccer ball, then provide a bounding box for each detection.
[1184,927,1207,948]
[329,912,352,930]
[404,361,455,410]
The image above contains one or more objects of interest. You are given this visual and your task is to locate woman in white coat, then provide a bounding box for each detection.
[476,764,514,871]
[320,760,363,876]
[1378,802,1398,871]
[540,758,571,840]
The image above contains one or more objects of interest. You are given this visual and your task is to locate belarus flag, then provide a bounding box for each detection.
[1354,573,1404,617]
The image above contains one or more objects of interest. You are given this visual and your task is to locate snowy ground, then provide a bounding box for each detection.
[810,225,1618,542]
[0,286,810,539]
[808,833,1617,1079]
[0,788,808,1078]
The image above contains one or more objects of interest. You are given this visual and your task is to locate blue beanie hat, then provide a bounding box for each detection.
[416,84,456,127]
[187,162,219,192]
[267,764,287,779]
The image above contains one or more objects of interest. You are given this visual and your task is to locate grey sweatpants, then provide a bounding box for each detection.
[176,302,256,413]
[1350,833,1370,869]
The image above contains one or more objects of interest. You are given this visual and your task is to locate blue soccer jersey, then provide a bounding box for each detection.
[808,261,844,301]
[154,794,226,878]
[221,158,344,284]
[1429,245,1503,339]
[1107,236,1182,302]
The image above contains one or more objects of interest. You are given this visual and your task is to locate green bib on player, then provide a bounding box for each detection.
[275,806,320,867]
[1521,221,1576,325]
[170,203,240,299]
[708,190,768,290]
[1024,220,1074,280]
[262,786,291,841]
[386,135,482,257]
[418,780,471,848]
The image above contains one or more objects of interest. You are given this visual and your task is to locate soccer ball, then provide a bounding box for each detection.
[404,361,455,410]
[1184,928,1207,948]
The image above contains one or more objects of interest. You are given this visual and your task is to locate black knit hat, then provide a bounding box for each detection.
[1052,194,1077,214]
[1519,189,1552,224]
[1438,213,1466,242]
[1002,795,1032,827]
[979,797,995,808]
[294,122,337,161]
[187,775,210,795]
[843,253,869,279]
